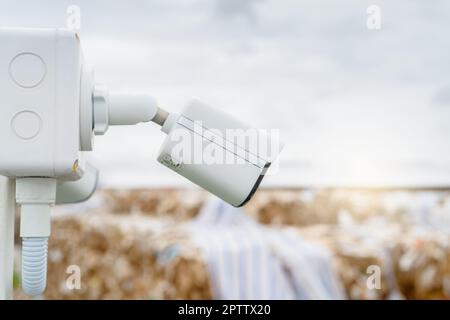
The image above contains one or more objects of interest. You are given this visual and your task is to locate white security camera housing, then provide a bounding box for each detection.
[158,100,278,207]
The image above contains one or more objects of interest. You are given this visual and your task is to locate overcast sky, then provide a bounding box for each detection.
[1,0,450,187]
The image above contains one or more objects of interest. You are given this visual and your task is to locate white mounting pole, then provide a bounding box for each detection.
[0,176,15,300]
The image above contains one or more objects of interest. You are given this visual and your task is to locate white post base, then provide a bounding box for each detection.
[0,176,15,300]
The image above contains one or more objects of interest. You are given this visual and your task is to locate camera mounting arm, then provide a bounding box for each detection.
[94,89,169,132]
[79,65,169,151]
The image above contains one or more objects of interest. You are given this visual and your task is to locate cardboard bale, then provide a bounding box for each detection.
[392,234,450,299]
[297,225,393,299]
[13,189,450,300]
[245,189,394,227]
[101,189,206,220]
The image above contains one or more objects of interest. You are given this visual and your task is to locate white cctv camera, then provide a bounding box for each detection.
[0,27,282,296]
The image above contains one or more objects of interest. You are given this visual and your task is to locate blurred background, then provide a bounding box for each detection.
[2,0,450,299]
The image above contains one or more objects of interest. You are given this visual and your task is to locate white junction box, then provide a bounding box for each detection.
[0,28,83,179]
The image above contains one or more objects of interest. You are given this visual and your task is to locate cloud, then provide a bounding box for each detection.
[432,86,450,107]
[213,0,264,23]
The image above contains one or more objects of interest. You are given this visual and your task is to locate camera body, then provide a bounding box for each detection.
[0,28,83,179]
[158,100,277,207]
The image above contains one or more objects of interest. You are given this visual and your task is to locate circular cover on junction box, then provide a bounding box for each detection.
[9,53,46,88]
[11,110,42,140]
